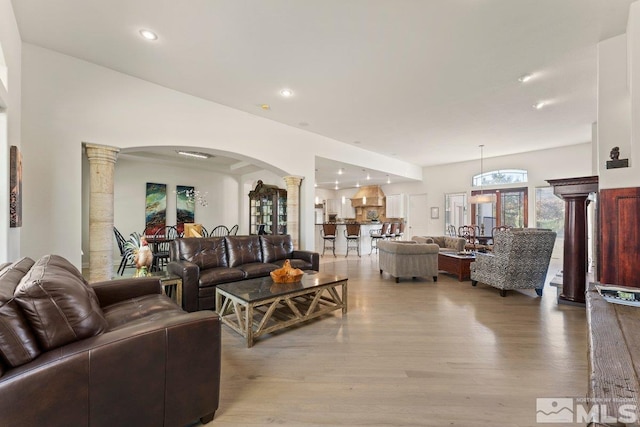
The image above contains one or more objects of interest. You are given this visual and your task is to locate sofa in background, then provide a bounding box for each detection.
[169,234,320,312]
[470,228,557,297]
[378,240,440,283]
[411,235,466,253]
[0,254,221,426]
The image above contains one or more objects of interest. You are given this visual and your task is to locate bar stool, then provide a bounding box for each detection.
[321,223,337,257]
[395,222,405,240]
[387,222,399,240]
[369,222,390,254]
[344,223,361,257]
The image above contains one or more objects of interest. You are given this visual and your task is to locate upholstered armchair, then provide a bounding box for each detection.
[470,228,556,297]
[378,241,439,283]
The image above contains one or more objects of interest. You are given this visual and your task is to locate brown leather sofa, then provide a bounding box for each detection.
[168,234,320,312]
[0,254,221,426]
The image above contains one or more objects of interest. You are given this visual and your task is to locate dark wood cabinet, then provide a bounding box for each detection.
[249,180,287,235]
[599,187,640,287]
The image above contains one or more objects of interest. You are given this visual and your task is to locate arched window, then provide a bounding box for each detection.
[472,169,528,187]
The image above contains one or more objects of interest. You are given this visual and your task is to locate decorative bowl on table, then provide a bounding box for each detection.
[270,259,304,283]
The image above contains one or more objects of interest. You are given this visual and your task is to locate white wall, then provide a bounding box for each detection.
[20,44,421,268]
[597,34,634,189]
[101,157,244,264]
[0,0,22,262]
[596,3,640,189]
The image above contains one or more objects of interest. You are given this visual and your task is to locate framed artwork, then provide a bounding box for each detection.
[430,207,439,219]
[145,183,166,236]
[10,146,22,228]
[176,185,195,235]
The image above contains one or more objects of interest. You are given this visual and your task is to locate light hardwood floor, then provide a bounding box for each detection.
[206,255,587,427]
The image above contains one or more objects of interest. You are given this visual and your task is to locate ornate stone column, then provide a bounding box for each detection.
[547,176,598,304]
[283,176,304,249]
[85,143,120,283]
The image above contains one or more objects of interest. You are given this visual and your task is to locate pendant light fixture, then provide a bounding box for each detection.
[469,144,496,204]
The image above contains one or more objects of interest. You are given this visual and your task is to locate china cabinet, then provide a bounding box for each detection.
[249,180,287,235]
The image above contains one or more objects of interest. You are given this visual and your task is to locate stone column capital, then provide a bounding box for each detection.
[84,142,120,164]
[283,175,304,188]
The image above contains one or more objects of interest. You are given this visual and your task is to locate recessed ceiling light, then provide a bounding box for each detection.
[387,175,391,184]
[139,29,158,41]
[298,122,309,127]
[260,104,270,110]
[280,88,294,97]
[176,150,211,159]
[518,73,533,83]
[353,141,361,144]
[338,168,344,175]
[533,101,546,110]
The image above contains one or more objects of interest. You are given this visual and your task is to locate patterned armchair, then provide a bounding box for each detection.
[470,228,556,297]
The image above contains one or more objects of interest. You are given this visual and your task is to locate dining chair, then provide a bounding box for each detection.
[210,225,230,237]
[151,225,179,271]
[458,225,478,251]
[113,227,135,276]
[228,224,239,235]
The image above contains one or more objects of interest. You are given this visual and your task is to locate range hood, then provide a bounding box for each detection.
[350,185,386,207]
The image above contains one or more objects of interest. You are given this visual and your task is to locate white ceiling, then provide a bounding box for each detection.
[11,0,635,189]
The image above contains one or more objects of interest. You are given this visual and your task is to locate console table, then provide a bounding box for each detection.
[586,284,640,425]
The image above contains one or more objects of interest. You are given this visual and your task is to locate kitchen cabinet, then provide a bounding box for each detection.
[386,194,406,218]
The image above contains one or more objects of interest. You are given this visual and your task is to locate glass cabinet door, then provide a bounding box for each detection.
[248,180,287,235]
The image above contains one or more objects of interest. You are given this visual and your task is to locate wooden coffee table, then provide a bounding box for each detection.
[438,252,475,281]
[215,272,348,347]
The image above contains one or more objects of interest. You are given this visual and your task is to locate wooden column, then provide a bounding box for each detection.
[547,176,598,304]
[85,143,120,283]
[283,176,303,249]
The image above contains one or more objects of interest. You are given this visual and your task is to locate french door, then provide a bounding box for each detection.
[470,187,528,229]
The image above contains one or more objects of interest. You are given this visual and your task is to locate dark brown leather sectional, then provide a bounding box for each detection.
[168,234,320,312]
[0,254,221,426]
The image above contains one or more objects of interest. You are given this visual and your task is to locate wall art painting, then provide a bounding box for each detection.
[145,183,166,236]
[10,146,22,228]
[176,185,195,235]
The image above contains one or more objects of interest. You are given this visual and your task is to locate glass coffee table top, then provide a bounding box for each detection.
[216,271,347,303]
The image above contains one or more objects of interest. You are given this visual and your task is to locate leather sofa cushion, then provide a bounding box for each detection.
[0,257,40,368]
[272,258,313,270]
[261,235,294,263]
[0,299,41,367]
[102,294,185,331]
[199,267,245,287]
[175,237,228,270]
[226,236,263,267]
[15,255,108,351]
[238,262,279,279]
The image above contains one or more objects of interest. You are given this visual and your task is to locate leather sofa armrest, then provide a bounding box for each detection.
[91,277,162,308]
[168,260,200,312]
[0,311,221,426]
[292,250,319,271]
